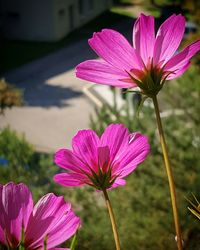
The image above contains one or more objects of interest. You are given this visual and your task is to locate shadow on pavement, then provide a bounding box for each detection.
[22,84,82,108]
[2,11,135,108]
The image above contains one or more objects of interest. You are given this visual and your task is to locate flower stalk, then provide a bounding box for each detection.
[152,95,183,250]
[70,231,78,250]
[102,189,121,250]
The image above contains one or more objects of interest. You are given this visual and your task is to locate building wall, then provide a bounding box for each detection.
[1,0,112,41]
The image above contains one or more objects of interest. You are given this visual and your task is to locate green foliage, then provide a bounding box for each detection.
[187,194,200,221]
[0,79,23,114]
[0,127,59,200]
[0,127,33,180]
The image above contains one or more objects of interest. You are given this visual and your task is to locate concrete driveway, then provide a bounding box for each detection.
[0,39,97,153]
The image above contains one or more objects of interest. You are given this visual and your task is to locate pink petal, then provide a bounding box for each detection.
[0,183,33,248]
[0,185,7,246]
[72,129,99,173]
[54,173,87,187]
[165,62,190,80]
[133,13,155,64]
[100,124,129,162]
[110,178,126,189]
[164,40,200,76]
[50,248,70,250]
[25,194,71,249]
[0,226,6,246]
[54,149,91,175]
[97,146,110,172]
[153,14,185,65]
[89,29,143,71]
[76,59,134,88]
[113,133,150,178]
[46,210,80,248]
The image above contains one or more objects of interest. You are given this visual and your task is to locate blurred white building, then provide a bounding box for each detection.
[0,0,112,41]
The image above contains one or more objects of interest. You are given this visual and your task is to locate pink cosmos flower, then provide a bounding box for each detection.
[76,13,200,96]
[0,182,80,250]
[54,124,150,190]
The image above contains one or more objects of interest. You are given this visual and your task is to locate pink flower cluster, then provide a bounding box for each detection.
[0,182,80,250]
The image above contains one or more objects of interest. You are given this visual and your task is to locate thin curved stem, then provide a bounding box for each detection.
[70,231,78,250]
[152,95,183,250]
[102,189,121,250]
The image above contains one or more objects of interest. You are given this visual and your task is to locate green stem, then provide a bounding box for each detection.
[152,95,183,250]
[102,189,121,250]
[43,235,48,250]
[19,227,25,250]
[70,231,78,250]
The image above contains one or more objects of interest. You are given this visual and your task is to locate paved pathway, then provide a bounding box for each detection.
[0,39,97,153]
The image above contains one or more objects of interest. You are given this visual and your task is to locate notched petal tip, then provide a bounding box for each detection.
[75,62,82,71]
[73,128,99,142]
[139,12,146,17]
[106,123,127,131]
[88,29,111,44]
[129,132,149,145]
[129,132,142,143]
[139,12,153,19]
[54,148,67,165]
[89,31,97,40]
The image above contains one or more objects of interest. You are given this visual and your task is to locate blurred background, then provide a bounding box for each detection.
[0,0,200,249]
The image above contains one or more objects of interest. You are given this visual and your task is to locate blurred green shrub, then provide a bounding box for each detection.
[0,79,23,114]
[0,127,59,199]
